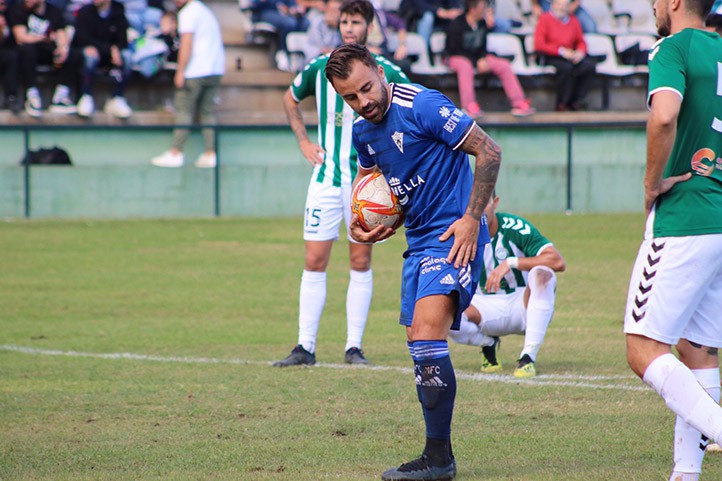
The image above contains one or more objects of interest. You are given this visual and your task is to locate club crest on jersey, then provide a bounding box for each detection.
[495,246,508,260]
[392,131,404,153]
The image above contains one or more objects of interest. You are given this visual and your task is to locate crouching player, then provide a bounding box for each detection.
[449,192,565,377]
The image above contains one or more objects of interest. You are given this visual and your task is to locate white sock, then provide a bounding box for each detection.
[448,312,494,346]
[520,266,556,361]
[297,270,326,354]
[345,269,372,351]
[670,368,721,478]
[643,354,722,445]
[27,87,40,99]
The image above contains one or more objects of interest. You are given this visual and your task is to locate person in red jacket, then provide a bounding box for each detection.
[533,0,595,111]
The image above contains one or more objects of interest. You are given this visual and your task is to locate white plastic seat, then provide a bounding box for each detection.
[494,0,534,34]
[614,33,657,73]
[582,0,627,35]
[487,32,554,76]
[406,32,450,75]
[584,33,637,77]
[285,31,308,72]
[522,34,557,74]
[611,0,657,35]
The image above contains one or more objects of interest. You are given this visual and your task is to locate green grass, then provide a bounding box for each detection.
[1,214,720,480]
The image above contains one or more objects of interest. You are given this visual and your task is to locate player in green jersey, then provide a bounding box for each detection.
[274,0,410,367]
[623,1,722,479]
[448,193,565,378]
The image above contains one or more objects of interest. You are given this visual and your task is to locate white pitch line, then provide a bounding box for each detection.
[0,345,649,392]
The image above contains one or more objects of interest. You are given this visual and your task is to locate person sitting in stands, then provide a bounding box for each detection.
[533,0,595,111]
[445,0,535,117]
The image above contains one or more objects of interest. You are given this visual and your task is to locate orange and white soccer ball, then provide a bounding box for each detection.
[351,172,404,232]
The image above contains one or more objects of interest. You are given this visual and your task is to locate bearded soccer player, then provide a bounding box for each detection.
[623,0,722,480]
[326,43,501,480]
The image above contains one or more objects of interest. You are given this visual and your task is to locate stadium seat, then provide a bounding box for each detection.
[614,33,657,73]
[584,33,638,77]
[487,32,555,76]
[522,34,557,74]
[610,0,657,35]
[582,0,628,35]
[406,32,451,75]
[285,31,308,73]
[493,0,533,34]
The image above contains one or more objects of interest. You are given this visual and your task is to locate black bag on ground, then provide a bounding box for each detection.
[21,147,72,165]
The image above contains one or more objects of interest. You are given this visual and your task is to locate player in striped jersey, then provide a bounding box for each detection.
[326,43,501,481]
[622,0,722,479]
[274,0,410,367]
[447,193,565,378]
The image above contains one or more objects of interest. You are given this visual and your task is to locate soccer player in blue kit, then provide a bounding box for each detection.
[325,43,502,481]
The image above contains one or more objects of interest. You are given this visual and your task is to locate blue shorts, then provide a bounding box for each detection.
[399,248,482,331]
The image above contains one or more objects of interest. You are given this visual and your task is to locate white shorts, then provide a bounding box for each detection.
[470,288,527,336]
[303,180,355,242]
[624,230,722,348]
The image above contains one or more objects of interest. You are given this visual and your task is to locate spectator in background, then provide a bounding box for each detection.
[400,0,462,44]
[303,0,341,60]
[533,0,595,111]
[445,0,535,117]
[0,0,21,114]
[9,0,83,117]
[133,10,179,78]
[367,0,411,73]
[151,0,225,168]
[121,0,163,34]
[250,0,309,64]
[73,0,133,118]
[531,0,596,33]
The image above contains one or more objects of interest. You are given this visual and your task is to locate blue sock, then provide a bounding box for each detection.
[410,340,456,466]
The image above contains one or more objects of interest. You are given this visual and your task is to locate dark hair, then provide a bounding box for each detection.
[688,0,715,18]
[325,43,378,84]
[464,0,484,12]
[339,0,375,25]
[706,12,722,28]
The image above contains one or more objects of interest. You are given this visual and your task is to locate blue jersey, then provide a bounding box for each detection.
[353,83,490,255]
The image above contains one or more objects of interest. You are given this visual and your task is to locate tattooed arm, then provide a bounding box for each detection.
[440,123,502,268]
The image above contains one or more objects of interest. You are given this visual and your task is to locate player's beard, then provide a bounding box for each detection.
[655,6,671,36]
[362,81,389,124]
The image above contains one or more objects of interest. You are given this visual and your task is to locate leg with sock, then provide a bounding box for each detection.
[383,340,457,481]
[669,340,721,481]
[345,269,373,364]
[642,353,722,446]
[273,269,326,367]
[516,266,556,378]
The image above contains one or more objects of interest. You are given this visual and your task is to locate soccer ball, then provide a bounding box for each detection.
[351,172,404,232]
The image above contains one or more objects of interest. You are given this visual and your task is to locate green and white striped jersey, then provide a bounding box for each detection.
[290,53,409,188]
[480,212,553,295]
[647,28,722,237]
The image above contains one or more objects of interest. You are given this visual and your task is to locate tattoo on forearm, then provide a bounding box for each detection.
[461,126,501,220]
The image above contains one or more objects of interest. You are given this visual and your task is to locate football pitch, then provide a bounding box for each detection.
[1,214,721,480]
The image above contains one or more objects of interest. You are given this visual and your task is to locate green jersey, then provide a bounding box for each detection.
[480,212,553,295]
[647,28,722,237]
[290,53,409,188]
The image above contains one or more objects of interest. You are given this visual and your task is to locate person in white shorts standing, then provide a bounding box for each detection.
[273,0,409,367]
[448,192,565,378]
[623,0,722,479]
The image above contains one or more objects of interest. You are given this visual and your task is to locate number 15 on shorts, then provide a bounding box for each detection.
[305,208,321,228]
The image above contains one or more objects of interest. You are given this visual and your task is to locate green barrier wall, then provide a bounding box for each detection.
[0,125,646,219]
